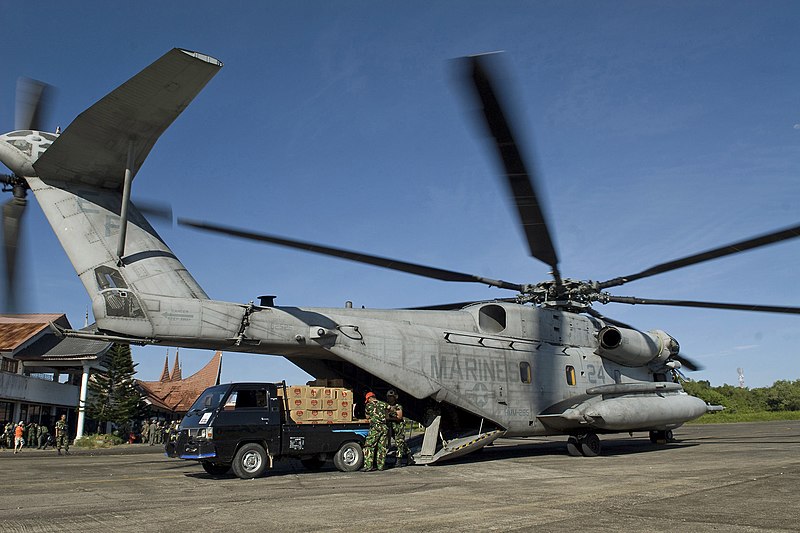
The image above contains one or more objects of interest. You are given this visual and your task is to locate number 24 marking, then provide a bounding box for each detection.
[586,364,606,384]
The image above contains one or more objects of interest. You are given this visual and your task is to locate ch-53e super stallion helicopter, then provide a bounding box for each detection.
[2,48,799,464]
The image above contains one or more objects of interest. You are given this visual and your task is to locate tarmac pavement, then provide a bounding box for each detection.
[1,420,798,532]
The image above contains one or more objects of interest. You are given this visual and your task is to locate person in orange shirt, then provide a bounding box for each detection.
[13,422,24,454]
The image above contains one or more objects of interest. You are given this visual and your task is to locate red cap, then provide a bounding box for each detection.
[365,391,376,400]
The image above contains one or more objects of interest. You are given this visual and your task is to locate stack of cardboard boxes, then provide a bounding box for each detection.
[278,385,354,424]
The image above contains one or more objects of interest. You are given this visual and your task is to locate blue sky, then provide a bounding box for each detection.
[2,1,798,388]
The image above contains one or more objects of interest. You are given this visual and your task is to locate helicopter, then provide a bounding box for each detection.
[2,48,799,463]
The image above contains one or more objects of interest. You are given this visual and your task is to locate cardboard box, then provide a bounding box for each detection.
[288,397,324,410]
[337,388,351,401]
[305,387,324,399]
[321,397,338,410]
[321,388,336,400]
[287,386,306,399]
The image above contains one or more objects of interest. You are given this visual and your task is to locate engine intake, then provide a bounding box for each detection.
[596,326,679,367]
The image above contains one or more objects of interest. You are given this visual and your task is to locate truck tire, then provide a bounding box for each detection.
[232,443,268,479]
[202,462,231,476]
[333,441,364,472]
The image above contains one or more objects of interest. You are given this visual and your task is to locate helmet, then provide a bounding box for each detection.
[386,389,398,398]
[365,391,376,401]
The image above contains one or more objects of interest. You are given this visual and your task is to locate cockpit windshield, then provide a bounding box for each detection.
[187,385,229,413]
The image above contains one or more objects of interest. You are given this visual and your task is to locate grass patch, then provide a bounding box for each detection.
[73,433,125,448]
[689,411,800,424]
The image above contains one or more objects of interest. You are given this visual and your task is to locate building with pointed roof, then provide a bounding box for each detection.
[136,350,222,416]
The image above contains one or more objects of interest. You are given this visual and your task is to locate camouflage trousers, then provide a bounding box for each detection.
[56,434,69,451]
[363,424,388,469]
[390,422,410,458]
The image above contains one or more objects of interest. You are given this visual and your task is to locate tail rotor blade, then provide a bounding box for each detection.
[15,77,54,132]
[2,196,26,312]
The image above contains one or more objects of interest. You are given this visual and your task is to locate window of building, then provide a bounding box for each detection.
[1,358,18,373]
[566,365,576,386]
[0,401,13,423]
[519,362,532,384]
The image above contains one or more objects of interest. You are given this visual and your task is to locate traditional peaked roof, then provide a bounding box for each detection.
[171,349,182,381]
[137,351,223,414]
[159,354,170,382]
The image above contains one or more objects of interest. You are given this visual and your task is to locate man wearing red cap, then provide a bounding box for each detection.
[361,391,389,471]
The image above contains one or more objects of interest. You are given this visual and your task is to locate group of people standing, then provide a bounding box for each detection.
[361,389,413,471]
[139,419,179,446]
[1,414,71,455]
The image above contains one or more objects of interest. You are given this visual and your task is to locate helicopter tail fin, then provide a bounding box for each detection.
[28,176,209,337]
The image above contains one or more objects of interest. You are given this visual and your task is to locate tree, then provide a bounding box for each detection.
[86,343,143,433]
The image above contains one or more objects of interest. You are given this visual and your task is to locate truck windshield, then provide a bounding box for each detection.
[188,385,229,412]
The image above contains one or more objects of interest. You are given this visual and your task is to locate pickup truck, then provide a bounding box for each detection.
[173,382,369,479]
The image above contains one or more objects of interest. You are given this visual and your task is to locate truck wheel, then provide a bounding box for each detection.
[232,443,268,479]
[301,456,325,471]
[333,441,364,472]
[202,462,231,476]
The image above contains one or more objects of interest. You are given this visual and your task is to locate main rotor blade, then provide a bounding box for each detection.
[463,54,561,284]
[598,223,800,290]
[179,218,524,291]
[134,199,173,225]
[403,297,519,311]
[673,353,703,372]
[15,77,54,132]
[605,295,800,315]
[584,307,637,330]
[2,197,26,312]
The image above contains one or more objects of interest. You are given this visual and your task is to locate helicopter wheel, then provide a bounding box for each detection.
[649,430,674,444]
[578,433,601,457]
[566,436,582,457]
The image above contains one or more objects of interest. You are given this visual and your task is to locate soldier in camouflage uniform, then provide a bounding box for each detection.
[386,390,412,466]
[1,422,9,450]
[55,414,70,455]
[148,419,158,445]
[2,422,11,449]
[361,392,389,471]
[141,419,150,444]
[26,422,37,448]
[37,423,50,449]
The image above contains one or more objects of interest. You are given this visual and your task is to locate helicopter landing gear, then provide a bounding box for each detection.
[566,433,601,457]
[649,430,674,444]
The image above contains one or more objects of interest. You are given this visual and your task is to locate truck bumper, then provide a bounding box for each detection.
[175,431,217,460]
